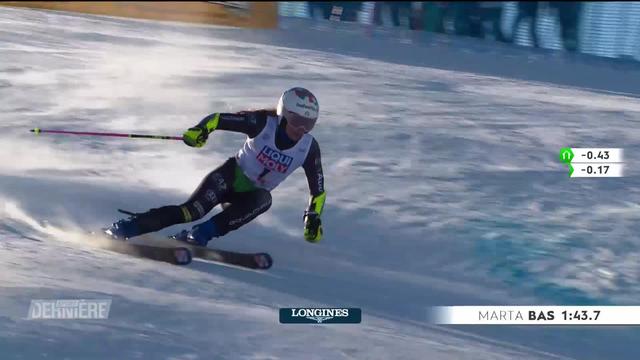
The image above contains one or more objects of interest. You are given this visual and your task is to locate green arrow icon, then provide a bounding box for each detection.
[568,164,574,177]
[559,147,574,164]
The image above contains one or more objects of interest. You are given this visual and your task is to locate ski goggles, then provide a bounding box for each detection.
[282,111,316,133]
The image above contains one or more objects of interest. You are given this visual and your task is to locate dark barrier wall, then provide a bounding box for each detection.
[278,2,640,62]
[271,16,640,97]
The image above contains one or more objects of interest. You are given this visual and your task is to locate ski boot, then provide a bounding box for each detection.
[171,220,220,247]
[103,210,143,241]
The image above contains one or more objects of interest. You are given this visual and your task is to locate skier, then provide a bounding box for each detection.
[104,87,325,246]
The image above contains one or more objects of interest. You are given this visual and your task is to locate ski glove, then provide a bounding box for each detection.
[183,124,208,148]
[183,113,221,148]
[304,211,323,243]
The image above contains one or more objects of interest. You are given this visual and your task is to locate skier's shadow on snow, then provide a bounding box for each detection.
[1,173,427,325]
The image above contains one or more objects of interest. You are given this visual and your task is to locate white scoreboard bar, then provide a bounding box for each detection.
[570,163,624,178]
[430,306,640,325]
[571,148,623,163]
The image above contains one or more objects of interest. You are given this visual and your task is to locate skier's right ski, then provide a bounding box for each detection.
[111,233,272,269]
[101,240,192,265]
[157,234,273,270]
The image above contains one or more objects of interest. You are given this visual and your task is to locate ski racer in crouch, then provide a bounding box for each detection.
[104,87,325,246]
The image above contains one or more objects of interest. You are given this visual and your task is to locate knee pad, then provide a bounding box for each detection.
[179,201,207,223]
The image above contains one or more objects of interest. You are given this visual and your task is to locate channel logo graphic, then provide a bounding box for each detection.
[28,299,111,320]
[280,308,362,324]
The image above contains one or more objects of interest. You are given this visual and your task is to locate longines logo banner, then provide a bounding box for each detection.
[280,308,362,324]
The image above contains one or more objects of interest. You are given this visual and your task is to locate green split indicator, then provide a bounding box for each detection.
[559,148,574,177]
[559,148,574,164]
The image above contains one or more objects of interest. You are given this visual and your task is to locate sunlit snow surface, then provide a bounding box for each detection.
[1,7,640,360]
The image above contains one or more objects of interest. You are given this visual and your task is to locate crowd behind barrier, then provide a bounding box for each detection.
[278,2,640,62]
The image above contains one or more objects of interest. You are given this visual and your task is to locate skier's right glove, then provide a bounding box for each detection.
[183,125,208,148]
[183,113,221,148]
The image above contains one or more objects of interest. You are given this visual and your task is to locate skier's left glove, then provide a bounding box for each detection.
[303,211,323,243]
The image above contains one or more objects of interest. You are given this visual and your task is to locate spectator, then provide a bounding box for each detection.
[373,1,411,27]
[479,1,507,42]
[335,1,363,22]
[372,2,387,26]
[552,1,582,52]
[421,2,448,33]
[309,2,331,20]
[309,2,362,22]
[511,1,539,47]
[453,2,484,38]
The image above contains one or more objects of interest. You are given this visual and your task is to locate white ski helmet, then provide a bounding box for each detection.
[277,87,319,132]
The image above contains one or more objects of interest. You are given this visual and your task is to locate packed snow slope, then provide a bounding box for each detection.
[2,6,640,360]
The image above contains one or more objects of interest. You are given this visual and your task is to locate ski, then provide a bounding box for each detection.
[99,240,192,265]
[188,246,273,270]
[156,235,273,270]
[91,232,270,269]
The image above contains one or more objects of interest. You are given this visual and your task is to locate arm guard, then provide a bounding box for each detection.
[196,111,268,137]
[306,191,326,216]
[196,113,221,134]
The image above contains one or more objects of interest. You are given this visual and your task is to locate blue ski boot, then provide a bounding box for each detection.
[103,216,142,241]
[172,220,220,247]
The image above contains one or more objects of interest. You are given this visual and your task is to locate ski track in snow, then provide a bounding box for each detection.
[1,6,640,360]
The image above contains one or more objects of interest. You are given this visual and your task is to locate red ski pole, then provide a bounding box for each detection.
[30,128,183,141]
